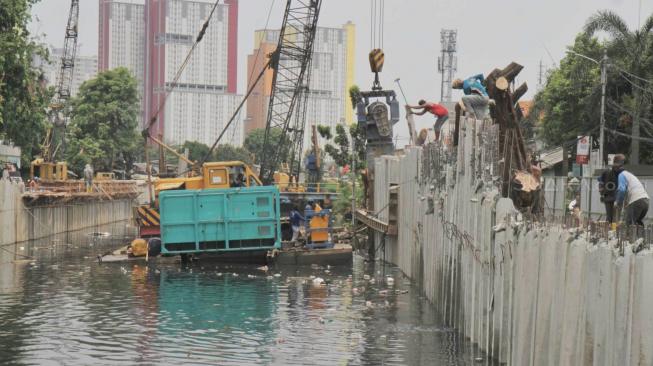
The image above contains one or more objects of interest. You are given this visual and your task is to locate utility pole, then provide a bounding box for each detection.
[599,49,608,167]
[351,136,356,228]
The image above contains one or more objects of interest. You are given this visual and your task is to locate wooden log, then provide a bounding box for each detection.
[512,82,528,103]
[496,77,509,91]
[499,62,524,83]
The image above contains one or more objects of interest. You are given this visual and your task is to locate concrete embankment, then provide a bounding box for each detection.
[373,118,653,364]
[0,179,135,248]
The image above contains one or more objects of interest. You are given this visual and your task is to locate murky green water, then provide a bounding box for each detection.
[0,225,490,365]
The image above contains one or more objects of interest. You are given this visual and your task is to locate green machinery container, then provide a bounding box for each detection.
[159,186,281,254]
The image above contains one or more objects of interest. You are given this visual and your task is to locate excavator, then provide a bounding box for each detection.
[132,0,328,254]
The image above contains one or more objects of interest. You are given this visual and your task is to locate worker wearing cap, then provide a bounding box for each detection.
[613,154,649,226]
[408,100,449,141]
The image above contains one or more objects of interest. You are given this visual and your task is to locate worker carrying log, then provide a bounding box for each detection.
[407,100,449,141]
[452,74,493,120]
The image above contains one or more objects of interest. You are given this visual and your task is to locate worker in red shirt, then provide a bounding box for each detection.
[408,100,449,141]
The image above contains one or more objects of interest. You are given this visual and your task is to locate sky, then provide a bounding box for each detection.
[29,0,653,141]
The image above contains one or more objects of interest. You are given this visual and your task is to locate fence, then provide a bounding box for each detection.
[372,117,653,364]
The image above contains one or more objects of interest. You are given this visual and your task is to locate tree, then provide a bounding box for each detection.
[584,10,653,164]
[214,144,253,165]
[65,68,141,174]
[243,127,288,169]
[528,34,603,148]
[318,123,366,170]
[180,140,211,163]
[0,0,51,169]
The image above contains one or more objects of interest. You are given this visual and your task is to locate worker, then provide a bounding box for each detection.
[568,193,582,227]
[613,154,649,226]
[83,164,94,193]
[598,165,620,224]
[452,74,493,146]
[407,100,449,141]
[289,206,305,245]
[233,173,245,187]
[305,200,314,213]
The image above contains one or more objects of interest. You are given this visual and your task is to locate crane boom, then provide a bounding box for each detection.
[258,0,322,185]
[44,0,80,162]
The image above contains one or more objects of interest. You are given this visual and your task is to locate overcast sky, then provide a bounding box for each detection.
[29,0,652,141]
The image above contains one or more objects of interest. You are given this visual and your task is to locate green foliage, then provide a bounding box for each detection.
[531,11,653,164]
[243,127,288,169]
[181,140,211,163]
[528,34,603,147]
[583,10,653,163]
[332,177,365,227]
[348,85,361,110]
[66,67,141,174]
[214,144,253,165]
[321,123,366,170]
[0,0,51,168]
[317,125,332,140]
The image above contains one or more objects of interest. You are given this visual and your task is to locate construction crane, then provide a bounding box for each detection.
[258,0,322,185]
[34,0,79,181]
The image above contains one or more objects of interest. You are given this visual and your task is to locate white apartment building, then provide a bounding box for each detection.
[247,23,355,151]
[42,48,98,97]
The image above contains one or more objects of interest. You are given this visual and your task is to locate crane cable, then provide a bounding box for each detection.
[370,0,385,50]
[143,0,221,134]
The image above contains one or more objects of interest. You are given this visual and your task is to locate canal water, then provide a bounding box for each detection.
[0,224,491,365]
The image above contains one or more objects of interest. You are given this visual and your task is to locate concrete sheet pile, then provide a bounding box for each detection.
[0,179,134,247]
[373,117,653,364]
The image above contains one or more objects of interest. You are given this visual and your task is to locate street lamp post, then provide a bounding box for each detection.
[566,49,608,168]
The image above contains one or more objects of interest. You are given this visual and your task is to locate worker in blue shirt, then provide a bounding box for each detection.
[452,74,493,146]
[613,154,649,226]
[290,206,305,245]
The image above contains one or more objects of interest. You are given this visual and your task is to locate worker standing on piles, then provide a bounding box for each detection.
[407,100,449,141]
[451,74,493,146]
[613,154,649,227]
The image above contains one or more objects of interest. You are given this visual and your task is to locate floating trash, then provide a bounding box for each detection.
[363,274,370,280]
[312,277,325,286]
[386,277,395,286]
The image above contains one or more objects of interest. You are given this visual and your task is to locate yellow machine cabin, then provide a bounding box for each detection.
[30,159,68,181]
[154,161,261,195]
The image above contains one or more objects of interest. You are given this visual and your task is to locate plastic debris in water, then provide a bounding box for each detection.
[365,300,373,307]
[312,277,325,286]
[217,273,223,276]
[247,274,255,279]
[386,277,395,285]
[363,274,371,280]
[257,265,268,271]
[273,273,282,277]
[232,273,238,277]
[369,278,376,285]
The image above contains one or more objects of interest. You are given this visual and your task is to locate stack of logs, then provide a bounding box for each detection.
[485,62,541,211]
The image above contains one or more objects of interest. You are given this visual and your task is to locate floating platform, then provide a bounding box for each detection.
[99,243,353,266]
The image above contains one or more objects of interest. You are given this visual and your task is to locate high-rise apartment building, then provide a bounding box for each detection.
[244,22,356,150]
[98,0,242,147]
[99,0,146,122]
[40,47,98,97]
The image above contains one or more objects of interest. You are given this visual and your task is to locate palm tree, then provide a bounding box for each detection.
[584,10,653,164]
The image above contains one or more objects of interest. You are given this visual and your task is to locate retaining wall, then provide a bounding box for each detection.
[0,180,134,246]
[374,118,653,364]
